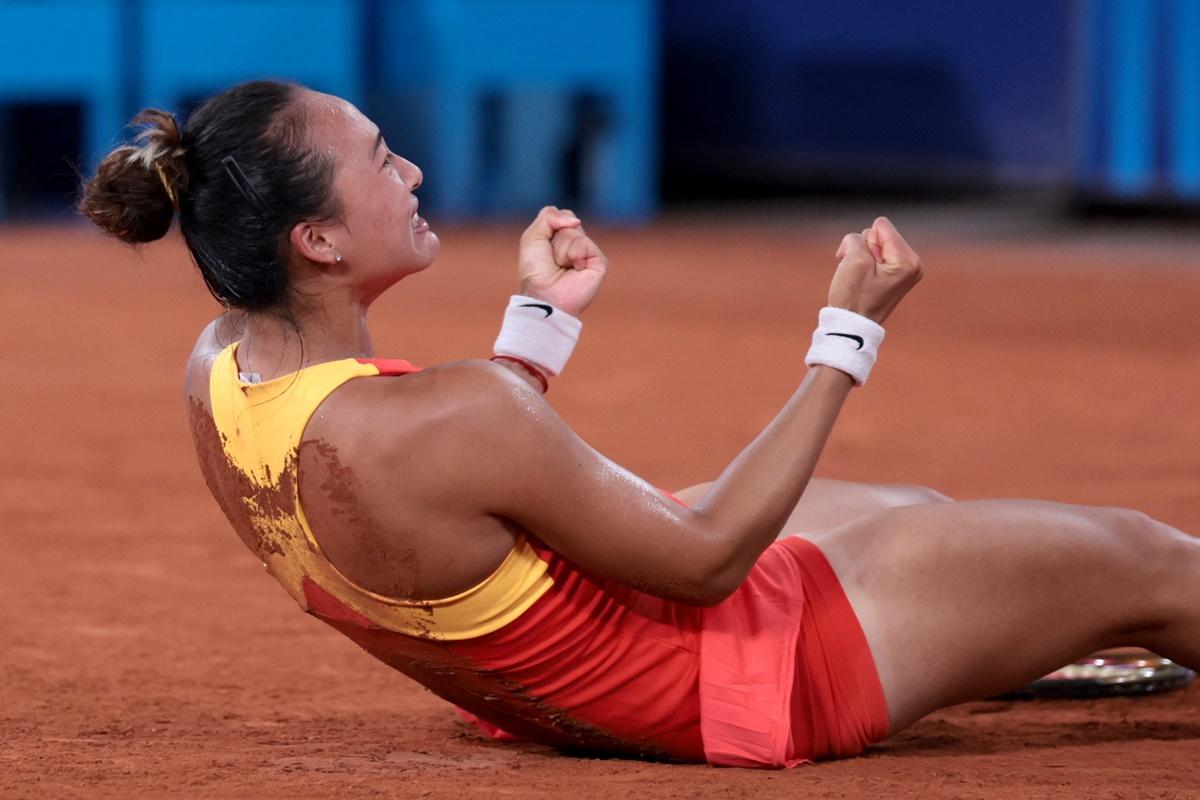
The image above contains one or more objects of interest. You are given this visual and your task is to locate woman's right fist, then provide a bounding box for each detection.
[826,217,922,324]
[517,206,608,317]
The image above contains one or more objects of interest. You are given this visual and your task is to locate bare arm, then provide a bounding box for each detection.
[455,360,854,604]
[687,365,852,558]
[410,219,922,605]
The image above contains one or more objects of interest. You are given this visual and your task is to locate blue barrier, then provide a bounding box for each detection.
[1109,0,1155,194]
[0,0,125,206]
[2,0,659,219]
[1171,0,1200,196]
[1075,0,1200,201]
[374,0,658,220]
[137,0,364,113]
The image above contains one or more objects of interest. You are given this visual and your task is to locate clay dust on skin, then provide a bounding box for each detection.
[301,437,425,599]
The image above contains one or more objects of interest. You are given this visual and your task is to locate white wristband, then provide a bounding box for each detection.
[804,306,885,386]
[493,295,583,377]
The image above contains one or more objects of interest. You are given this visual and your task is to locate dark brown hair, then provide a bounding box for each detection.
[79,80,340,311]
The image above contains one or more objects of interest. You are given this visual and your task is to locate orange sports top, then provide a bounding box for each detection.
[206,342,888,767]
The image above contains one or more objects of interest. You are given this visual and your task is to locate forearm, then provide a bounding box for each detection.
[481,219,920,607]
[690,365,853,587]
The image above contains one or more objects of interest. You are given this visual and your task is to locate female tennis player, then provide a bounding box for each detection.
[80,81,1200,767]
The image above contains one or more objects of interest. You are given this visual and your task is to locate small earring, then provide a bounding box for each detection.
[334,254,343,263]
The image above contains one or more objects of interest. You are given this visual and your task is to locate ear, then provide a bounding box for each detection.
[288,220,342,266]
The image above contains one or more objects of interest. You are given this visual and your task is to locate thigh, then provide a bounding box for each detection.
[806,499,1182,733]
[672,477,950,533]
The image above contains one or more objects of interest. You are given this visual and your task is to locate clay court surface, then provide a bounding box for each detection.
[3,211,1198,798]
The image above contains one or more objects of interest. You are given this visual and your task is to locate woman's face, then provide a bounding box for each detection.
[306,92,440,301]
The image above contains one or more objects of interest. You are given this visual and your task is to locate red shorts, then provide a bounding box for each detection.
[458,535,889,767]
[698,536,889,766]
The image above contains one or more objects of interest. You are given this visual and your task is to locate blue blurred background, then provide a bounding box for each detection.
[0,0,1197,220]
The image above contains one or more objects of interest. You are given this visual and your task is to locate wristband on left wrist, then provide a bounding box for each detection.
[803,306,886,386]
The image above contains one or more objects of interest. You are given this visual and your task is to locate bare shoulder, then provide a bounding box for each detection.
[313,358,546,457]
[184,311,247,399]
[301,359,553,578]
[306,357,567,523]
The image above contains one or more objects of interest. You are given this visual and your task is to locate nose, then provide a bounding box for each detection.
[403,158,423,191]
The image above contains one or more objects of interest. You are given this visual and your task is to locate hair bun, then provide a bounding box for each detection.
[79,109,188,244]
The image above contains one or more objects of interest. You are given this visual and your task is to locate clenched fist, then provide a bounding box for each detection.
[827,217,922,324]
[517,206,608,317]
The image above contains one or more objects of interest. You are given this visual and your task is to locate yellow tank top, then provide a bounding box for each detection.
[207,343,553,640]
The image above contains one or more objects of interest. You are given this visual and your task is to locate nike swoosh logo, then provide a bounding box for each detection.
[825,332,864,350]
[519,302,553,317]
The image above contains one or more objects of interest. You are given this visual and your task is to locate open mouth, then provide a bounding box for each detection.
[410,199,429,232]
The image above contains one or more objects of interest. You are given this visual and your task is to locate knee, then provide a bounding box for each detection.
[1094,505,1154,537]
[1087,505,1183,562]
[1084,505,1196,625]
[885,484,953,507]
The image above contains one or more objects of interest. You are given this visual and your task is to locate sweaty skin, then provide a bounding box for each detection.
[180,90,1200,746]
[185,311,857,602]
[54,66,1200,766]
[182,93,923,605]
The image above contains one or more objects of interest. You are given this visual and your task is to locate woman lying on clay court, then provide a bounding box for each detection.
[78,80,1200,767]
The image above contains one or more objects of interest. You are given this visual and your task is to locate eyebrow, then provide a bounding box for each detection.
[370,130,385,161]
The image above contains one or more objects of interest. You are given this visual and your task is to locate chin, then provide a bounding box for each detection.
[399,250,439,280]
[415,232,441,266]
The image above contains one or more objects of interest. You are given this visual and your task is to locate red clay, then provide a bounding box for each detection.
[3,215,1198,798]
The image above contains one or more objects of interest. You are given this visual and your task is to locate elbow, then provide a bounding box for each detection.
[653,515,760,606]
[682,581,739,608]
[690,588,735,608]
[680,562,747,607]
[670,522,756,606]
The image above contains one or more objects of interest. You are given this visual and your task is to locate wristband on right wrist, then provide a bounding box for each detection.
[804,306,886,386]
[492,294,583,377]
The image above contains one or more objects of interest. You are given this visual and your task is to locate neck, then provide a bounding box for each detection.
[237,289,374,378]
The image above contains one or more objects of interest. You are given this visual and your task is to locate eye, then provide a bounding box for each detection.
[384,154,401,175]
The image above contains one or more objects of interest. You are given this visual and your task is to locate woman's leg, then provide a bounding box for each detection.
[804,500,1200,733]
[673,477,952,532]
